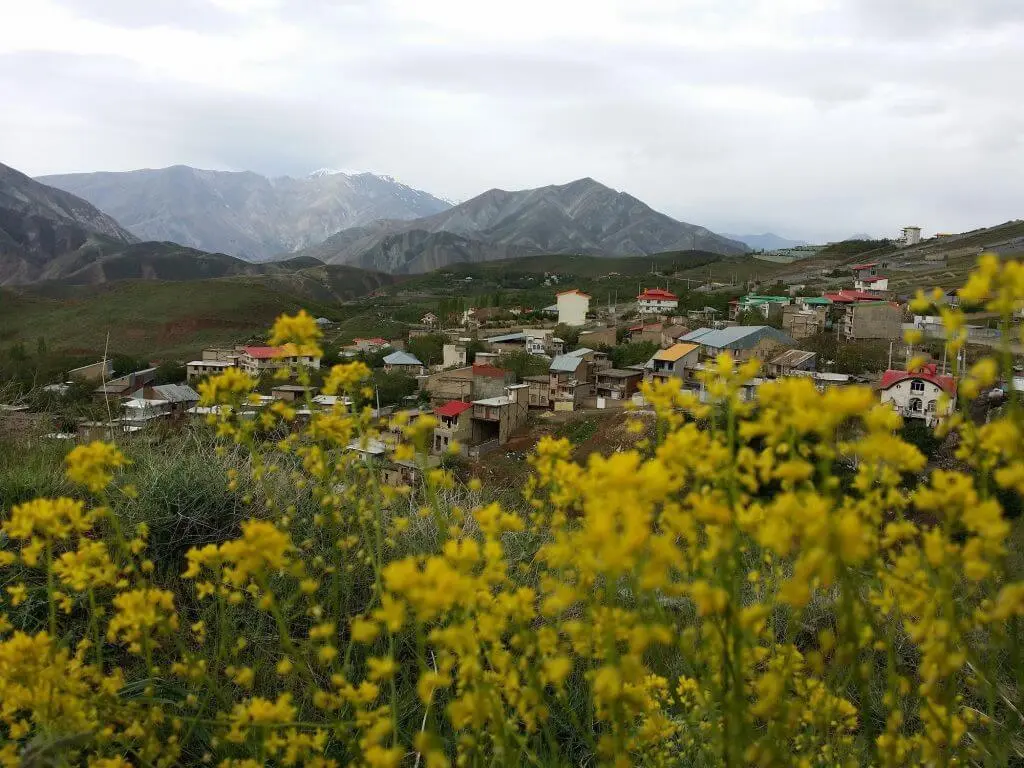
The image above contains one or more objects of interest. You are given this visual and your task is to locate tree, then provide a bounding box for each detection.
[155,361,187,385]
[609,341,658,369]
[372,371,418,406]
[407,334,447,369]
[496,351,548,382]
[553,324,580,350]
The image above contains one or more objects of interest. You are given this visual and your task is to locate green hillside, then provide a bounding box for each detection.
[0,276,372,360]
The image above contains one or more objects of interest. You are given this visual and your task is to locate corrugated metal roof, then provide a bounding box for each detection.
[550,354,584,372]
[131,384,200,402]
[682,326,796,350]
[383,351,424,366]
[484,332,527,343]
[768,349,816,368]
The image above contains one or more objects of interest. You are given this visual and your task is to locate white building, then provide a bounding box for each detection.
[186,359,236,382]
[854,275,889,292]
[442,341,470,369]
[636,288,679,314]
[556,289,591,327]
[900,226,922,246]
[239,346,321,377]
[879,365,956,426]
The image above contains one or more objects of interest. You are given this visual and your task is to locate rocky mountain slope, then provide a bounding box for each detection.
[299,177,748,273]
[37,166,452,261]
[0,161,138,285]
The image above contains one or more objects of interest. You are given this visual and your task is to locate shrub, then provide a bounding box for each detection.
[1,259,1023,767]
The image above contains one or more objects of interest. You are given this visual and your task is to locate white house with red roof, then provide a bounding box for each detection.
[851,262,889,292]
[637,288,679,314]
[239,346,321,376]
[556,289,591,327]
[879,364,956,426]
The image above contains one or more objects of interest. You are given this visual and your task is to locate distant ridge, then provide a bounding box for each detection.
[37,165,453,261]
[298,177,748,274]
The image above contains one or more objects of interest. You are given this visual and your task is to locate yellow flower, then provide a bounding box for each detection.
[322,361,371,395]
[107,587,179,652]
[3,497,92,540]
[268,309,323,357]
[65,441,128,493]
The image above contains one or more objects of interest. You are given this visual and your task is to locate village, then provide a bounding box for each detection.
[0,258,1003,488]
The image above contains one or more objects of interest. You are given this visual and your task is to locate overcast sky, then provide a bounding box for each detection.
[1,0,1022,243]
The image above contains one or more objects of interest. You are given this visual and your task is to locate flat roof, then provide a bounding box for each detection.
[473,396,512,406]
[598,368,644,378]
[187,360,233,366]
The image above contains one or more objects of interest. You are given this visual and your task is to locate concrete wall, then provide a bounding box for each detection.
[557,293,590,326]
[847,303,902,340]
[67,360,114,383]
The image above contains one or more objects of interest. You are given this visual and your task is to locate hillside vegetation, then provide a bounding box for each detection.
[1,267,1022,765]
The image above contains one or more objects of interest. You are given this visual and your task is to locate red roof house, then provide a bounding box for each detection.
[879,364,957,396]
[637,288,679,301]
[434,400,473,418]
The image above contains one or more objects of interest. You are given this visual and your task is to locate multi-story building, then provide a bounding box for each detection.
[682,326,796,363]
[239,346,321,377]
[549,352,592,411]
[764,350,817,377]
[442,342,469,369]
[523,375,552,408]
[186,359,236,381]
[636,288,679,314]
[879,364,955,426]
[594,368,644,405]
[382,351,426,376]
[782,301,830,340]
[646,343,700,383]
[729,295,791,321]
[469,384,529,454]
[556,289,591,327]
[432,400,473,455]
[838,301,902,341]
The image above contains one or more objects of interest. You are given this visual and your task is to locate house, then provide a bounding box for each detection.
[729,295,792,321]
[442,341,470,369]
[556,289,591,327]
[682,326,797,362]
[420,363,512,405]
[523,375,552,408]
[432,400,473,455]
[68,360,114,383]
[627,323,664,346]
[271,384,318,402]
[782,299,831,340]
[687,306,722,324]
[578,326,617,349]
[129,384,200,416]
[839,301,902,341]
[764,350,817,377]
[239,346,321,377]
[186,359,236,382]
[119,398,171,429]
[469,384,529,454]
[661,324,692,349]
[637,288,679,314]
[201,347,243,364]
[314,317,333,328]
[352,337,390,353]
[421,312,439,327]
[383,351,426,376]
[94,367,158,405]
[549,353,592,411]
[850,262,881,279]
[594,368,644,405]
[646,343,700,382]
[879,364,956,426]
[484,332,530,354]
[854,275,890,292]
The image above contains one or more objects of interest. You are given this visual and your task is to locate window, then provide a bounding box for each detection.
[909,397,923,412]
[926,400,936,412]
[910,380,926,392]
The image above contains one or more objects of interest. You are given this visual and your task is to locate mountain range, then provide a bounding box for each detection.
[723,233,809,251]
[292,177,747,273]
[0,161,139,285]
[5,161,747,284]
[37,166,452,262]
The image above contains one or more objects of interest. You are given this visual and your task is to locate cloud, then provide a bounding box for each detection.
[0,0,1021,242]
